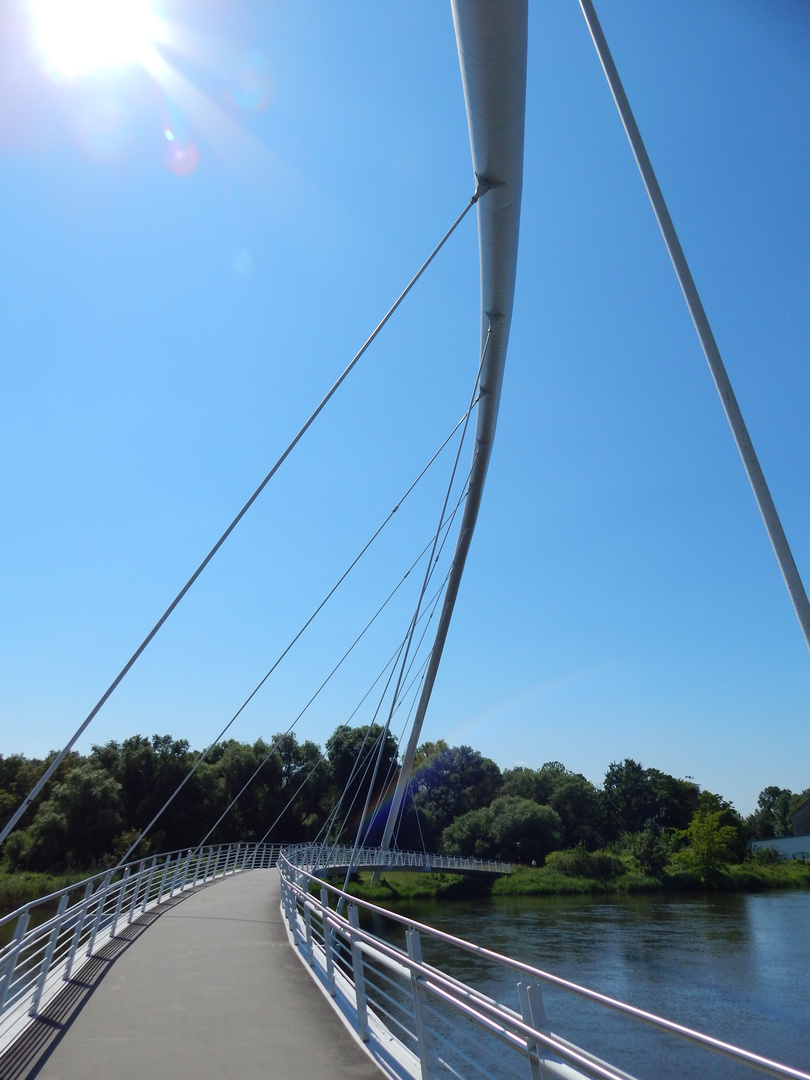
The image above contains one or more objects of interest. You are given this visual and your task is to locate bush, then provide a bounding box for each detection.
[675,810,739,883]
[628,824,672,877]
[442,797,563,864]
[544,844,624,881]
[749,845,781,866]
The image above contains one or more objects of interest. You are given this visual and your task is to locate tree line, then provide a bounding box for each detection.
[0,728,806,877]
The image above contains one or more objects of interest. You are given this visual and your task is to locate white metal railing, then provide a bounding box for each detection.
[278,850,810,1080]
[0,841,282,1048]
[284,842,511,877]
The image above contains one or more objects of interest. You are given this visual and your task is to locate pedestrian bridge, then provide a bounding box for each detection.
[292,843,511,878]
[1,842,806,1080]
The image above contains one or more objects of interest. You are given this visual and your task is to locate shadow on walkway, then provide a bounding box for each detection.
[0,870,383,1080]
[0,887,206,1080]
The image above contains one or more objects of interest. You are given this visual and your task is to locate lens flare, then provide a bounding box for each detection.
[164,138,199,176]
[31,0,162,79]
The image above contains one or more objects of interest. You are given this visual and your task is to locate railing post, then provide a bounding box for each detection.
[283,877,299,944]
[157,853,173,904]
[64,882,93,980]
[304,902,314,966]
[86,872,112,957]
[223,843,232,877]
[141,856,159,913]
[29,894,68,1016]
[0,910,31,1014]
[286,883,297,937]
[204,847,213,883]
[517,981,547,1080]
[233,842,242,873]
[321,888,335,996]
[193,847,204,886]
[128,862,146,924]
[251,843,259,869]
[110,867,131,938]
[178,850,192,893]
[168,854,182,898]
[406,928,438,1080]
[348,904,369,1042]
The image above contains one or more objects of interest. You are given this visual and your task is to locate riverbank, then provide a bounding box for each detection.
[339,860,810,903]
[3,856,809,917]
[0,869,82,915]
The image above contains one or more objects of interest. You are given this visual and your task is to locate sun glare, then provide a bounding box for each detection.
[31,0,161,79]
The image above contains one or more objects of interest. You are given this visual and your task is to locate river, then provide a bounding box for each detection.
[362,889,810,1079]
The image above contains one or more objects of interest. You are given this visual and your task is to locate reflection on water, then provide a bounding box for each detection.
[363,890,810,1079]
[0,900,59,949]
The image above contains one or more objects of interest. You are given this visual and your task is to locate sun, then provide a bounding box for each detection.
[31,0,162,79]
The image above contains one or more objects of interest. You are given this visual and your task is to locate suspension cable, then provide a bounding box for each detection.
[311,570,456,866]
[579,0,810,653]
[340,331,489,891]
[336,648,435,859]
[117,415,470,864]
[193,417,478,851]
[276,466,473,855]
[358,640,434,850]
[1,191,484,850]
[257,568,453,848]
[196,448,475,853]
[247,526,462,846]
[358,556,456,853]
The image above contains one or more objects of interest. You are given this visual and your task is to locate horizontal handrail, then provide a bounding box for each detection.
[279,849,810,1080]
[284,842,511,876]
[0,842,279,931]
[0,841,283,1049]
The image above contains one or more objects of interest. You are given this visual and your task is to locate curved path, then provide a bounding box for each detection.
[2,870,382,1080]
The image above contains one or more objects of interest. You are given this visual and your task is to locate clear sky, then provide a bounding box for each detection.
[2,1,809,819]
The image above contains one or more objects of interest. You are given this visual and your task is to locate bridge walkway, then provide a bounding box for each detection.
[3,870,382,1080]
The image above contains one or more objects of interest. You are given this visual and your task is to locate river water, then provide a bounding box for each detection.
[363,889,810,1079]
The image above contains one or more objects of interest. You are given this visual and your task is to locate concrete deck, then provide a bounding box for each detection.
[0,870,383,1080]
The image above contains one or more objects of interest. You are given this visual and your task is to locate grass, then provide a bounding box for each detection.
[326,871,490,903]
[490,864,663,896]
[340,858,810,904]
[0,870,81,916]
[3,854,809,916]
[721,861,810,890]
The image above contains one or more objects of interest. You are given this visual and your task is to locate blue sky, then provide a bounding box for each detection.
[1,1,809,818]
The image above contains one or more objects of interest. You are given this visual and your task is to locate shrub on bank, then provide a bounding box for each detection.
[0,870,78,914]
[544,845,625,881]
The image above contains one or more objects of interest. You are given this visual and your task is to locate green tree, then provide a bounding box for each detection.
[327,724,399,843]
[547,772,601,848]
[441,797,563,864]
[270,733,330,838]
[407,744,502,848]
[439,805,492,858]
[696,791,747,861]
[8,762,122,871]
[676,809,738,883]
[601,759,696,839]
[503,764,601,848]
[747,786,794,838]
[601,759,657,838]
[629,821,672,877]
[501,765,548,803]
[489,797,564,863]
